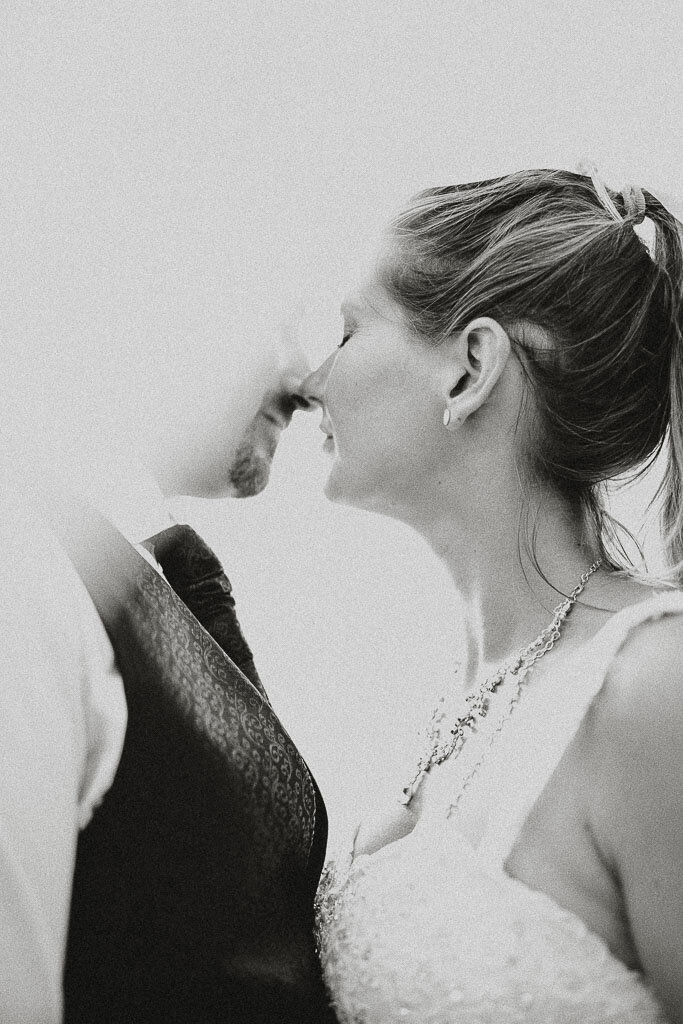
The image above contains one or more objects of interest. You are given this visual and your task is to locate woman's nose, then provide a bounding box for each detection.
[299,352,336,409]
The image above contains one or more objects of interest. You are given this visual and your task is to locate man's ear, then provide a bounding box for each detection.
[443,318,511,428]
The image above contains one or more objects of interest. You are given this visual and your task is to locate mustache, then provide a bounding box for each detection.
[277,392,313,418]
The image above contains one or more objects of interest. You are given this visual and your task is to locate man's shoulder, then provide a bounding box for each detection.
[1,491,78,583]
[0,492,107,649]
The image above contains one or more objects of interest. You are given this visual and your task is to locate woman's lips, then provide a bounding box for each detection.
[319,418,335,452]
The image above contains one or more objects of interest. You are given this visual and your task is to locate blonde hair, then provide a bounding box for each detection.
[382,169,683,583]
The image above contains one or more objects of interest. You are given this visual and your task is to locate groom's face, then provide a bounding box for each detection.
[147,326,310,499]
[224,389,301,497]
[161,387,299,499]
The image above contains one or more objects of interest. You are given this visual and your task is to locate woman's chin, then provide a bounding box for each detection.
[323,465,374,513]
[323,463,353,505]
[322,469,342,503]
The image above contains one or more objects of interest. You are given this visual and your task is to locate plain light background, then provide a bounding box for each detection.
[1,0,681,846]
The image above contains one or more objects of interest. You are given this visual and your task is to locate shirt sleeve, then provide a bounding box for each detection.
[0,511,127,1023]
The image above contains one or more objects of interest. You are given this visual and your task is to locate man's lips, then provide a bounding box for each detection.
[261,410,288,430]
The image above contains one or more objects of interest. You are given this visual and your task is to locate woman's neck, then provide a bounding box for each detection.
[407,487,604,683]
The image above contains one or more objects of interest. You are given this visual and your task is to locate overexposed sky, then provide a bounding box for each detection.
[1,0,681,843]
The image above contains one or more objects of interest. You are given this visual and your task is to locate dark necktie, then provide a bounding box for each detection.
[145,524,269,703]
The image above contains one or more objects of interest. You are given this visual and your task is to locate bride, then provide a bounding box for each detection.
[302,168,683,1022]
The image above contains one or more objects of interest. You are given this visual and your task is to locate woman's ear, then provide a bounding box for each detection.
[443,318,511,428]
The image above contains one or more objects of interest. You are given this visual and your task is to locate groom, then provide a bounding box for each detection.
[0,342,336,1023]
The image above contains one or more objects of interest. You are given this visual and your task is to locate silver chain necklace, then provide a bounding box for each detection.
[399,560,602,806]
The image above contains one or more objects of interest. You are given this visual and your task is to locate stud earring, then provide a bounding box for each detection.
[443,409,451,427]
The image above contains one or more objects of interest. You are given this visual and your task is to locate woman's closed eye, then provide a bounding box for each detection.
[339,332,353,349]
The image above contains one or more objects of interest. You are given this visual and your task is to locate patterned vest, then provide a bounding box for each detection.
[57,505,335,1023]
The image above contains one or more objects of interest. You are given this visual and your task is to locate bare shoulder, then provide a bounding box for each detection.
[583,604,683,1017]
[592,605,683,735]
[583,603,683,856]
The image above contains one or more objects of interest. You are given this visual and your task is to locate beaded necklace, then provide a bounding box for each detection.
[399,561,602,806]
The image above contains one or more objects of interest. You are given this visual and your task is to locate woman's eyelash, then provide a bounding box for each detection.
[339,333,352,348]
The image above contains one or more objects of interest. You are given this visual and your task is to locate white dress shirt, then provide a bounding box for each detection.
[0,465,174,1023]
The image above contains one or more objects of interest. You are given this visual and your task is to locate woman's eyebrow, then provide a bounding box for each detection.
[340,300,362,319]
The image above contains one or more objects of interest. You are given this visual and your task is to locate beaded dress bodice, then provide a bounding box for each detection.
[316,593,683,1024]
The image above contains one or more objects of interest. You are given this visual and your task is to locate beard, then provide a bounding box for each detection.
[227,422,278,498]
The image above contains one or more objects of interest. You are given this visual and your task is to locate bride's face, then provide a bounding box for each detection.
[302,275,453,514]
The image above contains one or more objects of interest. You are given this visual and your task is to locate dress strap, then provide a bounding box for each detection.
[478,589,683,865]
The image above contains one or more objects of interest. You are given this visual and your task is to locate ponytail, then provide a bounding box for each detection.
[650,195,683,582]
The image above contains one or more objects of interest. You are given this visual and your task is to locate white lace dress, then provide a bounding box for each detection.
[316,593,683,1023]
